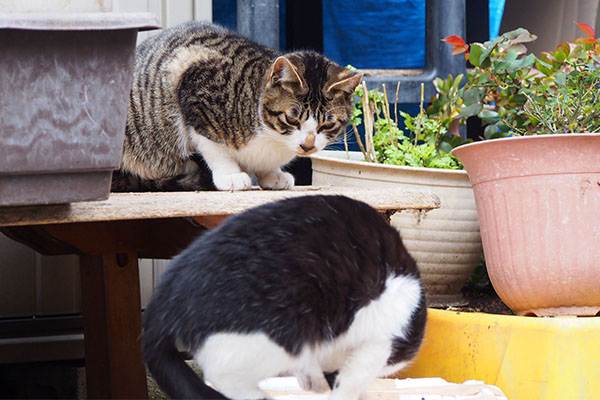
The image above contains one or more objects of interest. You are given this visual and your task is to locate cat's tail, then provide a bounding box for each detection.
[142,334,228,399]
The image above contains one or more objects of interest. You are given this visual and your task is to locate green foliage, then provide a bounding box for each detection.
[439,23,600,137]
[347,68,468,169]
[467,255,491,289]
[521,66,600,134]
[378,138,463,169]
[375,111,462,169]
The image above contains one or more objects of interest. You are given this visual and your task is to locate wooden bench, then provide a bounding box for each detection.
[0,187,440,399]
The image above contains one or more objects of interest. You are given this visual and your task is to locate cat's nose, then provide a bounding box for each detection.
[300,143,315,152]
[300,132,316,153]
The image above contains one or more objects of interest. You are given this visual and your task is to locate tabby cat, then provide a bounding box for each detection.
[111,21,362,192]
[142,195,427,400]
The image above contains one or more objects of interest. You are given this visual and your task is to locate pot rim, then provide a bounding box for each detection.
[428,307,600,325]
[312,150,468,177]
[451,132,600,156]
[0,12,161,31]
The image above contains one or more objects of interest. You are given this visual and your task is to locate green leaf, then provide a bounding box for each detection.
[505,50,518,64]
[505,43,528,55]
[478,109,499,121]
[434,77,444,92]
[554,72,567,86]
[552,50,566,63]
[535,59,553,76]
[462,87,485,106]
[484,124,501,139]
[468,43,486,68]
[497,123,512,132]
[513,54,536,69]
[442,75,452,93]
[473,72,491,85]
[426,99,443,115]
[502,28,535,42]
[512,31,537,44]
[556,42,571,57]
[460,103,483,117]
[438,141,453,154]
[451,74,464,91]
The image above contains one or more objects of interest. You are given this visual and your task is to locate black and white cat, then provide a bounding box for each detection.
[142,195,427,399]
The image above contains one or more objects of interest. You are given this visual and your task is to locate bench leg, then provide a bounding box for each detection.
[80,252,148,399]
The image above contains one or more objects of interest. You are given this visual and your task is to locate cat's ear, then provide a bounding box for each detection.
[268,56,304,88]
[326,72,363,95]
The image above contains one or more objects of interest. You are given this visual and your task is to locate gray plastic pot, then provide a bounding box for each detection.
[0,13,159,206]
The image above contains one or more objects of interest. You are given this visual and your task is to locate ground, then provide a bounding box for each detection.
[449,282,513,315]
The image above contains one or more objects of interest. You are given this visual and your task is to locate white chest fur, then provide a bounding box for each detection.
[193,274,422,400]
[235,129,299,175]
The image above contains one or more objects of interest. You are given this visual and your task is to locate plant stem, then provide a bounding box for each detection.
[353,123,368,160]
[394,81,400,129]
[360,81,375,162]
[414,83,425,146]
[382,84,395,146]
[344,129,349,158]
[394,82,400,147]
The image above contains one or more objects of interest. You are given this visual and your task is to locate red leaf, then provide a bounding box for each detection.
[442,35,469,55]
[575,37,597,44]
[442,35,466,46]
[448,118,461,137]
[451,45,469,55]
[576,22,596,39]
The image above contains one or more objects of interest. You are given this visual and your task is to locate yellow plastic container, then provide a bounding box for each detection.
[396,309,600,400]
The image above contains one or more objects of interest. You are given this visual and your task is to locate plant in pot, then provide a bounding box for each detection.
[391,24,600,400]
[311,73,482,307]
[440,23,600,318]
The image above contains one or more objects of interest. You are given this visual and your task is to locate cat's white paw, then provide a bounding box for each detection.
[298,373,330,393]
[258,171,295,190]
[213,172,252,191]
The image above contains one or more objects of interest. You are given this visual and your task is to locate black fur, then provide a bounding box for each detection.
[142,195,425,399]
[111,153,215,192]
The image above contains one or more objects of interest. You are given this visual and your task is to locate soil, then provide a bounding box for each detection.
[436,283,514,315]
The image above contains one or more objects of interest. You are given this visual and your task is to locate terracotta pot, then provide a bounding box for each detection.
[452,134,600,316]
[311,151,482,306]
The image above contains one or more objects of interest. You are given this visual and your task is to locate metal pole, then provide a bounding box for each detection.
[237,0,280,49]
[426,0,466,79]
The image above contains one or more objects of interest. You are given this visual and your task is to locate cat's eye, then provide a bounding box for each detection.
[319,116,339,132]
[319,122,336,132]
[284,108,301,126]
[283,108,301,128]
[287,108,300,119]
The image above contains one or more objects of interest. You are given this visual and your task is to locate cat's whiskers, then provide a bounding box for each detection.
[322,127,358,150]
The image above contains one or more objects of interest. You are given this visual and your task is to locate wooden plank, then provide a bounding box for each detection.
[80,253,147,399]
[2,218,206,257]
[0,186,440,227]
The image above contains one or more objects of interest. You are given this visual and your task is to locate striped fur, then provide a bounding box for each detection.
[112,21,361,192]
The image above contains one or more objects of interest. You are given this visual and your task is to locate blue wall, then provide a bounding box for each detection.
[322,0,426,69]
